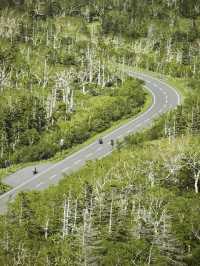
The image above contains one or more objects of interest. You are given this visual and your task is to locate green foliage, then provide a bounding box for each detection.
[0,1,200,264]
[0,94,47,166]
[1,135,200,265]
[0,4,149,166]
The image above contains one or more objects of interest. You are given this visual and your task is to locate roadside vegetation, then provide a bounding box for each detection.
[0,9,147,168]
[0,1,200,265]
[1,132,200,265]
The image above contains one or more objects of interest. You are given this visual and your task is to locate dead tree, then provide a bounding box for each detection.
[163,153,184,181]
[62,194,71,239]
[108,191,114,234]
[135,198,182,265]
[72,199,78,233]
[44,218,49,240]
[184,151,200,194]
[0,65,9,92]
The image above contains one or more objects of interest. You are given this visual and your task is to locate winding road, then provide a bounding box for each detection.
[0,71,181,213]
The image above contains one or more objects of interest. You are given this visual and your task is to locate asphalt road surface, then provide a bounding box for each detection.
[0,71,181,213]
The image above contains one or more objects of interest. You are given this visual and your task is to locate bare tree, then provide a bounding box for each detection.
[0,10,20,41]
[135,198,183,265]
[62,194,71,239]
[44,218,49,240]
[0,65,9,92]
[72,199,78,233]
[184,151,200,193]
[163,153,184,181]
[108,191,114,234]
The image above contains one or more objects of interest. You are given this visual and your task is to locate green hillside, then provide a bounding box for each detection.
[0,1,200,265]
[0,1,154,171]
[1,133,200,265]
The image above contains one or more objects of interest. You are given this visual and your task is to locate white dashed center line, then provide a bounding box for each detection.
[35,182,44,189]
[85,153,93,159]
[62,166,70,172]
[135,123,142,128]
[49,175,57,180]
[74,160,82,165]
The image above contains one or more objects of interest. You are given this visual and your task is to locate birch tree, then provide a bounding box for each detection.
[0,66,9,92]
[184,151,200,194]
[135,197,183,265]
[62,195,71,239]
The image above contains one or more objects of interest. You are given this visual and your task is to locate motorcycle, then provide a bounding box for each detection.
[33,168,38,175]
[98,138,103,144]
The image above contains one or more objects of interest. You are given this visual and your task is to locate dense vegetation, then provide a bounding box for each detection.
[0,77,146,166]
[1,0,198,78]
[0,0,200,265]
[0,4,147,168]
[1,134,200,265]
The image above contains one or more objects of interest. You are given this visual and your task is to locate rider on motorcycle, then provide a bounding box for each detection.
[33,167,38,175]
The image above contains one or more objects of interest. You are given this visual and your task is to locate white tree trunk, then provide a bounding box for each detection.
[108,192,113,234]
[194,175,199,194]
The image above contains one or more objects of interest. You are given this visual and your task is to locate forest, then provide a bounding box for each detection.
[0,0,200,265]
[0,1,148,168]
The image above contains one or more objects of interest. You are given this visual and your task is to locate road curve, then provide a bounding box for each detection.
[0,71,181,213]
